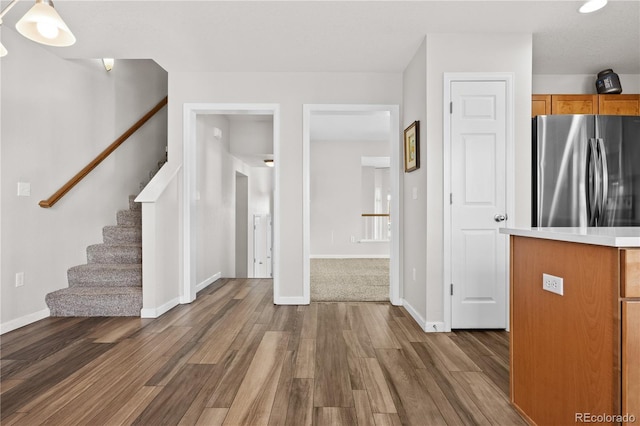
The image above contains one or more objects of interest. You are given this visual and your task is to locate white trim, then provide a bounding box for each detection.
[402,298,426,330]
[141,297,180,318]
[425,321,446,333]
[303,104,401,306]
[196,272,222,293]
[443,72,515,332]
[273,296,307,305]
[0,308,50,334]
[135,163,181,203]
[310,254,390,259]
[183,103,281,305]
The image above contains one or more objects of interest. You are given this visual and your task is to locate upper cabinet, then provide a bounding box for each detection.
[533,94,640,117]
[531,95,551,117]
[599,94,640,115]
[551,94,598,115]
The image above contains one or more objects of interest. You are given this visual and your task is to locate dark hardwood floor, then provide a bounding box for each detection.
[0,279,525,425]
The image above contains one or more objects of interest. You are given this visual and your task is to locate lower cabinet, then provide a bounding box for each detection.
[623,301,640,425]
[510,237,640,425]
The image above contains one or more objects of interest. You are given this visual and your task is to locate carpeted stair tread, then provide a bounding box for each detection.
[87,243,142,264]
[45,286,142,317]
[68,264,141,287]
[103,225,142,244]
[117,210,142,226]
[129,195,141,211]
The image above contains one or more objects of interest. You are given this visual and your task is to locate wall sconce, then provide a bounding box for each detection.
[0,0,76,57]
[102,58,114,71]
[264,159,274,168]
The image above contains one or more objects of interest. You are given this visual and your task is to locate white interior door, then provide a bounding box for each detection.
[450,80,508,329]
[253,214,272,278]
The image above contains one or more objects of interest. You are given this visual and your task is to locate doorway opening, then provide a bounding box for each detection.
[183,103,280,304]
[303,104,401,305]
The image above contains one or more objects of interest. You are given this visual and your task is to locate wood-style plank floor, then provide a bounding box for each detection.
[0,279,525,425]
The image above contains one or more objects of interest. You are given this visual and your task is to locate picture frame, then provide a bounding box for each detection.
[404,121,420,172]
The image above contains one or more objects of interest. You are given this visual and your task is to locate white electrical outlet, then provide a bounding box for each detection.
[412,267,416,281]
[15,272,24,287]
[542,273,563,296]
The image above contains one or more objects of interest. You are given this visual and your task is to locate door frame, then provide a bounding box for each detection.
[302,104,402,305]
[183,103,280,304]
[443,73,515,331]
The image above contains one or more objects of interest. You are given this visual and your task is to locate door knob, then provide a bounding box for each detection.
[494,213,507,222]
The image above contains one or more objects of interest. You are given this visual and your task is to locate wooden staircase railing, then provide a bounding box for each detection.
[39,96,168,208]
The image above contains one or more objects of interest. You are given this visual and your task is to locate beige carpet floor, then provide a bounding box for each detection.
[310,258,389,302]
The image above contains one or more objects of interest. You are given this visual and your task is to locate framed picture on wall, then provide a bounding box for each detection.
[404,121,420,172]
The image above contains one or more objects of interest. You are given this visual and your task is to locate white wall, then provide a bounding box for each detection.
[230,119,274,159]
[401,38,428,323]
[0,30,167,332]
[424,33,533,325]
[533,73,640,94]
[169,72,402,302]
[196,115,232,285]
[310,139,390,257]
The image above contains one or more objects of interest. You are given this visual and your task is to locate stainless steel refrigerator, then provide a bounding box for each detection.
[532,115,640,227]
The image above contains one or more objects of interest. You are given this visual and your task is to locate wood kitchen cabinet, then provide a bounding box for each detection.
[550,94,599,115]
[508,234,640,425]
[623,301,639,424]
[599,94,640,116]
[532,94,640,117]
[531,95,551,117]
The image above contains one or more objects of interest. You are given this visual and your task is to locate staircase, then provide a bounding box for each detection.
[45,195,144,316]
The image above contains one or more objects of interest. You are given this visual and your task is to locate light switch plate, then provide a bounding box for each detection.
[17,182,31,197]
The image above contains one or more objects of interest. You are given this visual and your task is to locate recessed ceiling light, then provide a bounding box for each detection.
[579,0,607,13]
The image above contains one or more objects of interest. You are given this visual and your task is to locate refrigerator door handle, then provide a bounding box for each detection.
[596,138,608,225]
[587,138,599,226]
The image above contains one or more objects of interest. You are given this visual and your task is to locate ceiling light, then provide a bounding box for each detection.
[579,0,607,13]
[102,58,114,71]
[15,0,76,47]
[264,159,274,167]
[0,0,76,56]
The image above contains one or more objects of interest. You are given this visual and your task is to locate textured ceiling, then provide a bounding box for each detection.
[1,0,639,75]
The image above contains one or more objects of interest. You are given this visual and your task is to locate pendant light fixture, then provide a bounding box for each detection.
[0,0,76,57]
[16,0,75,46]
[579,0,608,13]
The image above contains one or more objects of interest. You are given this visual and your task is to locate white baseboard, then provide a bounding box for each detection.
[141,297,180,318]
[274,296,307,305]
[196,272,222,293]
[401,299,427,330]
[1,308,50,335]
[425,321,446,333]
[310,254,390,259]
[400,299,446,333]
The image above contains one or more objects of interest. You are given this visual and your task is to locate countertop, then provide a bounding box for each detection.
[499,227,640,248]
